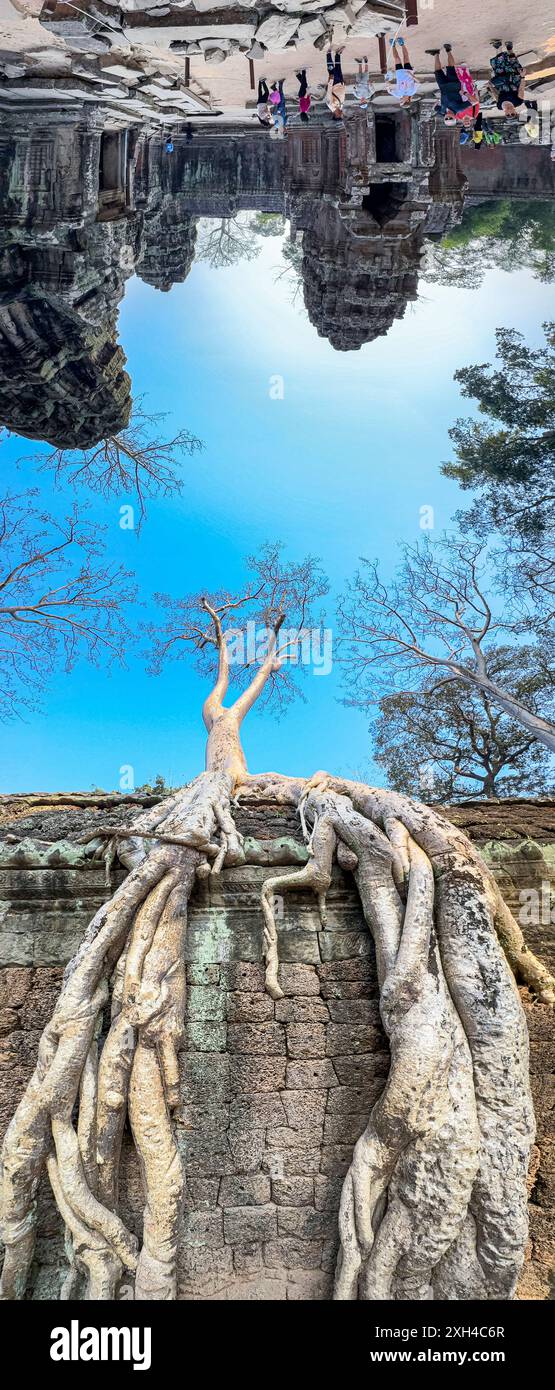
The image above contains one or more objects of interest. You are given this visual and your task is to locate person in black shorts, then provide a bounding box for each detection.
[386,36,419,105]
[487,39,538,116]
[255,78,272,127]
[427,43,477,128]
[496,87,538,116]
[493,78,538,117]
[489,40,523,90]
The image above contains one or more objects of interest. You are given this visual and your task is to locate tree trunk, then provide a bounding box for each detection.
[452,665,555,753]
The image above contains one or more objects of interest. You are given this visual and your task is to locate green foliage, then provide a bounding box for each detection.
[133,774,175,795]
[443,321,555,539]
[273,236,305,307]
[425,200,555,288]
[441,202,510,249]
[249,213,287,239]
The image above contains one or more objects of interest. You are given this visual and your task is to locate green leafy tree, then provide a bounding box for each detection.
[373,648,554,802]
[443,321,555,543]
[425,201,555,289]
[249,213,287,239]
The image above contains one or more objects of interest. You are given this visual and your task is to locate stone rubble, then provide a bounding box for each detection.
[1,2,405,86]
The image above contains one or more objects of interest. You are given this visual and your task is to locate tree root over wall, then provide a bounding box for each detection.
[1,769,553,1302]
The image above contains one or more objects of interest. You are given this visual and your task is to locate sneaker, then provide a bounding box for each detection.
[425,49,441,55]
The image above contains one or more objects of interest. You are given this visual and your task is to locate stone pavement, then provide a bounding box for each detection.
[1,1,554,121]
[184,0,555,113]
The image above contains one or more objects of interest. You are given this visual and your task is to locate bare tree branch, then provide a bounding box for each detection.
[339,536,555,754]
[146,542,329,724]
[0,492,135,720]
[23,400,203,528]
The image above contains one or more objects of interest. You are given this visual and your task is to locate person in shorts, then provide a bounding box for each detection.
[386,36,419,105]
[427,43,479,128]
[255,79,272,128]
[296,69,311,123]
[325,46,346,120]
[488,42,538,116]
[353,55,374,110]
[489,40,524,91]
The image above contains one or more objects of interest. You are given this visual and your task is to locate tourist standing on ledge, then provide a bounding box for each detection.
[296,69,312,123]
[353,56,375,110]
[488,39,538,118]
[269,78,287,139]
[255,78,272,127]
[489,40,524,91]
[386,36,420,106]
[427,43,480,128]
[325,46,346,120]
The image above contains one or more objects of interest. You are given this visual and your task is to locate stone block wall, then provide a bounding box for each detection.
[175,949,387,1301]
[0,795,554,1300]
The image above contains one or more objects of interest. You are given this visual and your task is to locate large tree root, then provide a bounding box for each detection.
[0,771,242,1301]
[256,772,551,1301]
[1,767,551,1301]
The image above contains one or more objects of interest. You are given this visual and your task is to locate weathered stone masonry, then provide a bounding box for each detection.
[1,794,554,1299]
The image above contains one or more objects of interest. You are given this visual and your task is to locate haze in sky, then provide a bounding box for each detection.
[0,227,549,793]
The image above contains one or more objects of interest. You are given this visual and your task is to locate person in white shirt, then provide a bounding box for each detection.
[386,36,420,106]
[353,56,375,110]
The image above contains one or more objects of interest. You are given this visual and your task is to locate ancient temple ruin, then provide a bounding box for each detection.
[4,101,552,446]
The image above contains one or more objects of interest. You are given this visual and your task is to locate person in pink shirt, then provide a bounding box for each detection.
[296,68,311,123]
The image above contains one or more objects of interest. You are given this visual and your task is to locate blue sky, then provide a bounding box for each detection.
[0,226,551,792]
